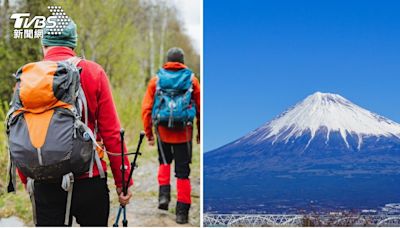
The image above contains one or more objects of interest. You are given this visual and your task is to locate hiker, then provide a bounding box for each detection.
[9,20,133,226]
[142,47,201,224]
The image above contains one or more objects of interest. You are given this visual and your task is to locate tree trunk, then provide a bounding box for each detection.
[3,0,10,44]
[158,6,168,68]
[148,6,155,79]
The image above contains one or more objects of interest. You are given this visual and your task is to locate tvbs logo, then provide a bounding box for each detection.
[10,6,70,39]
[11,14,57,29]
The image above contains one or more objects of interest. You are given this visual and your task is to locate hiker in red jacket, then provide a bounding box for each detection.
[16,20,132,226]
[142,47,201,224]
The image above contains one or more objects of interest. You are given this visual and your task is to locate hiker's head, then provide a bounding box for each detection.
[41,19,78,55]
[166,47,185,64]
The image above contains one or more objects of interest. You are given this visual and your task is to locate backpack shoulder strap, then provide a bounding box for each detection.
[78,87,88,125]
[66,56,82,66]
[185,73,194,93]
[65,57,89,125]
[190,72,195,87]
[155,69,163,85]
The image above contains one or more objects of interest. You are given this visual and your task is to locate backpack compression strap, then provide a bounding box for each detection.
[26,178,37,225]
[7,150,16,193]
[61,173,74,225]
[76,120,105,178]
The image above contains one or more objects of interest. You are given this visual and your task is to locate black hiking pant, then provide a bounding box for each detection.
[158,141,192,178]
[33,176,110,226]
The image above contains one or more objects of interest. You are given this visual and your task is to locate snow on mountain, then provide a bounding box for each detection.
[242,92,400,150]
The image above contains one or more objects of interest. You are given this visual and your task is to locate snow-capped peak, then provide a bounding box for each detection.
[259,92,400,149]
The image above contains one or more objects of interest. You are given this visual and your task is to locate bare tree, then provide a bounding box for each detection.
[158,2,169,68]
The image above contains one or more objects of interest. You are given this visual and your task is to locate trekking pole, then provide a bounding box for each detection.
[121,128,126,195]
[113,130,144,227]
[120,128,127,227]
[123,131,145,194]
[114,128,126,227]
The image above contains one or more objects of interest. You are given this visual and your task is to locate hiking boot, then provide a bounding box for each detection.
[176,202,190,224]
[158,185,171,210]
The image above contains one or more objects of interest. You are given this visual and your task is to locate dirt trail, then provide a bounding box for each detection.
[108,157,200,227]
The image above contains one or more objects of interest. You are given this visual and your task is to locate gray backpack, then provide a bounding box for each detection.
[6,57,104,225]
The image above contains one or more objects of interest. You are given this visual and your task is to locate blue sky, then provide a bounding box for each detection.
[204,0,400,151]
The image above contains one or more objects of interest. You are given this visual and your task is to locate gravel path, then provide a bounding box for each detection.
[108,157,200,226]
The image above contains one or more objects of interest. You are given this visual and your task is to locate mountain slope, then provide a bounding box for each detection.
[204,92,400,213]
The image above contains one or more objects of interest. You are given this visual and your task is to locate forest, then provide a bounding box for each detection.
[0,0,200,225]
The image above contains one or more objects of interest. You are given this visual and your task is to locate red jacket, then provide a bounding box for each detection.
[142,62,201,143]
[17,47,132,188]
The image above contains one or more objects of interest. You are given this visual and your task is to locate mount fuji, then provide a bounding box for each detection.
[204,92,400,213]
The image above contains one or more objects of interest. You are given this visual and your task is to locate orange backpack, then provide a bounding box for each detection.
[6,57,104,225]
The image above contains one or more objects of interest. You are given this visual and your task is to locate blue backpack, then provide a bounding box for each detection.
[152,68,196,128]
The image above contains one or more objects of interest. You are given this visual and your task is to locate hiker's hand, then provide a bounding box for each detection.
[148,136,155,146]
[197,134,200,144]
[117,187,132,206]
